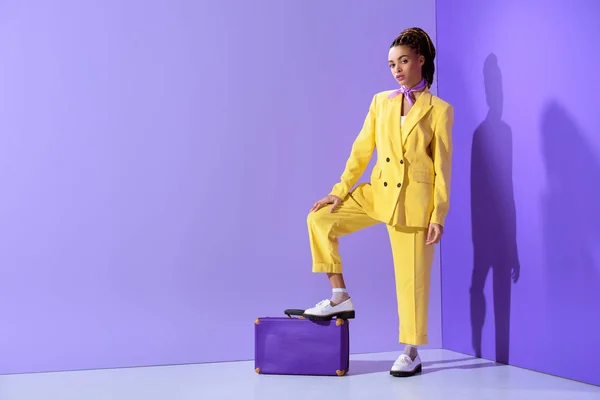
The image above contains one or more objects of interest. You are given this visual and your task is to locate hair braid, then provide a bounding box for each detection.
[390,27,436,87]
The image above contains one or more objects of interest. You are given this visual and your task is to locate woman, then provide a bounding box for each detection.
[304,27,453,377]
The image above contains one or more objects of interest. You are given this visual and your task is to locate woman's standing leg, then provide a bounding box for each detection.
[387,225,435,377]
[304,185,379,319]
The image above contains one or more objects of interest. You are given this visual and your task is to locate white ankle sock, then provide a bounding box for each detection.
[331,288,349,305]
[404,345,418,361]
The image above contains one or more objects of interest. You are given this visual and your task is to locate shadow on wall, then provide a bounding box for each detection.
[540,101,600,381]
[469,53,520,365]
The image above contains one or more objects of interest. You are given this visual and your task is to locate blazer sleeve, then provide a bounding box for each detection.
[329,95,377,199]
[430,104,454,226]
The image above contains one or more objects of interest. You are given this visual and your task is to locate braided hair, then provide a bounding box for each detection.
[390,28,436,87]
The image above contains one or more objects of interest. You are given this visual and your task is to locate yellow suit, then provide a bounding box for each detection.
[307,88,453,345]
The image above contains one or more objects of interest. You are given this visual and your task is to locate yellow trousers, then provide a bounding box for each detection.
[307,183,434,346]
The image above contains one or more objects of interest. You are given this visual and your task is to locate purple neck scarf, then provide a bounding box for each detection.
[388,78,427,105]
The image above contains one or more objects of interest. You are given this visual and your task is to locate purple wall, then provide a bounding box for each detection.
[0,1,440,374]
[437,0,600,386]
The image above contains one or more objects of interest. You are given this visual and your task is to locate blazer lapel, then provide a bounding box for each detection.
[401,90,433,145]
[386,94,403,152]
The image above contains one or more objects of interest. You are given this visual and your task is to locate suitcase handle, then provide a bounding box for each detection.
[283,309,349,325]
[284,309,305,318]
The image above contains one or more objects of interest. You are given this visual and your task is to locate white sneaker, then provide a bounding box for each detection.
[303,298,356,320]
[390,353,422,377]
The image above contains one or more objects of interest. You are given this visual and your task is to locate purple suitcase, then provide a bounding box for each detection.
[254,316,350,376]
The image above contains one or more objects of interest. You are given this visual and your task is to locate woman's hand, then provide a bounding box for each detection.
[426,223,444,245]
[310,195,342,213]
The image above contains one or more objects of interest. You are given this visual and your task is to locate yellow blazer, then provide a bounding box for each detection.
[329,88,453,228]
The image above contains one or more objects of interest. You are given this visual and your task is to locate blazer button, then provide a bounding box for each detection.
[384,182,388,187]
[386,157,390,162]
[400,160,404,164]
[397,183,401,188]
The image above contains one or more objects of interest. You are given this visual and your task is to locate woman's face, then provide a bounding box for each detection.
[388,45,424,88]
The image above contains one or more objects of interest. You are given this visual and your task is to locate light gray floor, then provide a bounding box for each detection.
[1,349,598,400]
